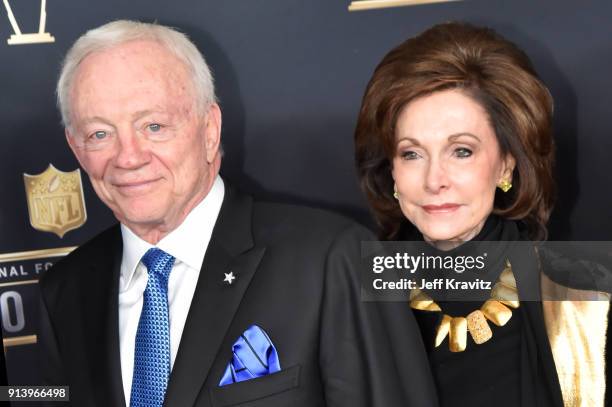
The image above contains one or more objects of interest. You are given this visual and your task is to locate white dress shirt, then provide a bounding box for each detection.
[118,176,224,405]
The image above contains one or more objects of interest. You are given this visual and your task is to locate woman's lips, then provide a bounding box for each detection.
[421,203,461,214]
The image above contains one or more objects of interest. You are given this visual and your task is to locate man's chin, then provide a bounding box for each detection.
[113,209,166,229]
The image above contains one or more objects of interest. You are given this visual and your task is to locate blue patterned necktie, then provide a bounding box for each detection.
[130,248,175,407]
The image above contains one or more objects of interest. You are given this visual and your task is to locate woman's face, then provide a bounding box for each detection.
[392,89,514,243]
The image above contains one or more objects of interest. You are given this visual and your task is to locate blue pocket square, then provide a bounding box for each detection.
[219,324,281,386]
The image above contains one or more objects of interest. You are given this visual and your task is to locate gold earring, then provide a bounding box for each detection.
[498,179,512,193]
[393,184,399,200]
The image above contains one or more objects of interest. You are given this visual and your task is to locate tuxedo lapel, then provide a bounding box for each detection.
[164,186,266,407]
[79,226,126,407]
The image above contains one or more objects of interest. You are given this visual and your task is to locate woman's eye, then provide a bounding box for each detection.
[454,147,472,158]
[148,123,162,132]
[401,150,420,160]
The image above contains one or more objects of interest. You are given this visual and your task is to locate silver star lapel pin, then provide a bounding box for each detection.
[223,271,236,285]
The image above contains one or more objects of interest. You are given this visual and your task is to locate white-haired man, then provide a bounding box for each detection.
[39,20,436,407]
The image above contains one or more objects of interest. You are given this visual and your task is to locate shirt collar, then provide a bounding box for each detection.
[120,175,225,289]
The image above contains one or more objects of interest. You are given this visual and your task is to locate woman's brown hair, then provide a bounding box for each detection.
[355,22,555,240]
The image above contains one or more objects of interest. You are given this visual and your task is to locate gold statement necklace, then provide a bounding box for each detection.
[410,260,520,352]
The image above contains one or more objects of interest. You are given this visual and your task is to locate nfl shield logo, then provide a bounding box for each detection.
[23,164,87,238]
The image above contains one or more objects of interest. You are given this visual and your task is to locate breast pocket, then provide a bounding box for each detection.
[209,365,301,407]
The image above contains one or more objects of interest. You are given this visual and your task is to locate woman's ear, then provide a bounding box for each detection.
[500,153,516,182]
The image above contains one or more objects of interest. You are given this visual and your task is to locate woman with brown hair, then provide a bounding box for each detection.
[355,22,609,406]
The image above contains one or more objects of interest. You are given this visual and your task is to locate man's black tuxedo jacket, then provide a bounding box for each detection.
[39,185,437,406]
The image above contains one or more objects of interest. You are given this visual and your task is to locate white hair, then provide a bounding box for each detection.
[57,20,216,129]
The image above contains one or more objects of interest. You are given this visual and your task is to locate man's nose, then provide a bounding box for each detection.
[424,158,450,194]
[113,129,150,169]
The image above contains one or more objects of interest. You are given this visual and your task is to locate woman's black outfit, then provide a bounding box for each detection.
[405,216,611,407]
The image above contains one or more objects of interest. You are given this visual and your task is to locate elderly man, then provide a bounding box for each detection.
[39,20,435,407]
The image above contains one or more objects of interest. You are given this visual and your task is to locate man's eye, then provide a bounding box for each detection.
[400,150,419,160]
[91,131,107,140]
[148,123,162,132]
[455,147,472,158]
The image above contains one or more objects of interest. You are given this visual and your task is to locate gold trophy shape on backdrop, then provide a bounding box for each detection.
[3,0,54,45]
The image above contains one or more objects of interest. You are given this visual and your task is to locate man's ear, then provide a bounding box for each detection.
[65,128,86,169]
[203,103,222,164]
